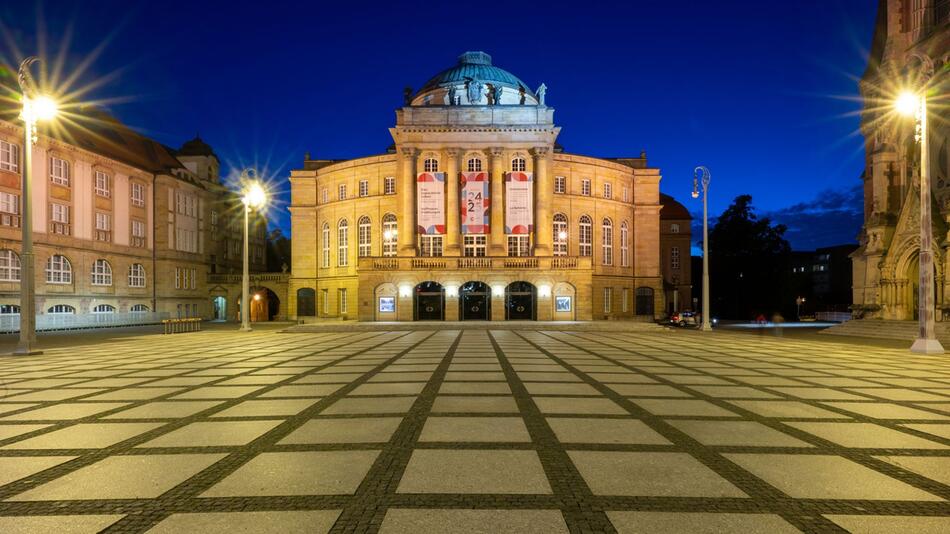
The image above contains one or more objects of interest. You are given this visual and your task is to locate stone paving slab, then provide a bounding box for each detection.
[0,327,949,532]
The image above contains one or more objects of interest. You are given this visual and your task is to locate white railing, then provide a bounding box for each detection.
[0,311,170,333]
[815,311,852,323]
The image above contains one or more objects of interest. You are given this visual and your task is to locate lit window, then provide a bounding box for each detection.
[0,140,19,172]
[338,219,349,267]
[603,183,612,199]
[553,214,568,256]
[131,219,147,248]
[507,235,530,257]
[602,218,613,266]
[340,288,348,314]
[620,221,629,267]
[671,246,680,270]
[50,157,69,186]
[50,202,70,235]
[581,179,591,196]
[420,235,443,257]
[358,216,371,257]
[359,180,369,197]
[95,171,111,197]
[424,158,439,172]
[468,158,483,172]
[95,212,112,242]
[511,157,526,172]
[382,214,397,257]
[338,184,346,200]
[46,255,72,284]
[554,176,566,194]
[131,182,145,207]
[322,223,330,268]
[384,177,396,195]
[129,263,146,288]
[0,249,20,281]
[91,259,113,286]
[464,235,487,257]
[604,287,612,313]
[579,216,592,257]
[670,223,680,234]
[0,192,19,227]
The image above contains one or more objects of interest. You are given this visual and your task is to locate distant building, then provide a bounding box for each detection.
[852,0,950,320]
[0,107,268,321]
[659,194,692,314]
[791,245,858,314]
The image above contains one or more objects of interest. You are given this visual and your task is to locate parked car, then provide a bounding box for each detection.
[669,311,699,327]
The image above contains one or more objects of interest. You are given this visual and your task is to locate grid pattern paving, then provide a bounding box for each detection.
[0,328,949,533]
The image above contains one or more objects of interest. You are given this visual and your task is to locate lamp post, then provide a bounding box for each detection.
[796,296,805,321]
[692,166,712,331]
[14,57,57,356]
[239,170,267,332]
[897,80,943,354]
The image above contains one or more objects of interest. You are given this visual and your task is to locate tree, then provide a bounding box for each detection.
[707,195,792,319]
[266,228,291,272]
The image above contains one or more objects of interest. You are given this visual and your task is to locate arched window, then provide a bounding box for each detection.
[620,221,629,267]
[602,218,613,266]
[358,216,372,257]
[579,216,592,257]
[0,304,20,314]
[130,304,149,313]
[670,223,680,234]
[338,219,349,267]
[322,223,330,268]
[47,304,75,314]
[511,156,526,172]
[91,259,113,286]
[129,263,146,288]
[424,158,439,172]
[92,304,115,314]
[467,157,483,172]
[553,214,568,256]
[46,255,72,284]
[0,249,20,281]
[382,214,397,257]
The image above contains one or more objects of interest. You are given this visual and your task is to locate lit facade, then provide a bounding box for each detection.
[852,1,949,320]
[289,52,681,321]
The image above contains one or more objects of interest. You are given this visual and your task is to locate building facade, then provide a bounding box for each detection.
[852,1,949,320]
[660,194,692,315]
[0,108,267,322]
[289,52,682,321]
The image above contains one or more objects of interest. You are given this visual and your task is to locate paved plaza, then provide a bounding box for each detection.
[0,328,949,533]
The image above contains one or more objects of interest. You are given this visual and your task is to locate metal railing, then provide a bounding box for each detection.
[163,317,202,334]
[358,256,592,271]
[814,311,852,323]
[207,273,290,284]
[0,311,169,333]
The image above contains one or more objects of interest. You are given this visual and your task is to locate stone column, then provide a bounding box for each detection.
[489,147,506,255]
[398,147,417,256]
[445,148,461,256]
[532,146,552,256]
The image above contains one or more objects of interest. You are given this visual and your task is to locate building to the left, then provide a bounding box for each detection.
[0,105,267,321]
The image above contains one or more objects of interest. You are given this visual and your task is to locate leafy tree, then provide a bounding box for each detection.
[707,195,793,319]
[266,228,291,272]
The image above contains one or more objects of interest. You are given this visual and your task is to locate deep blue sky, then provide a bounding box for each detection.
[1,0,876,252]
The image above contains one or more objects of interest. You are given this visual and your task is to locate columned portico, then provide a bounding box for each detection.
[532,146,552,256]
[445,147,461,255]
[489,147,506,255]
[399,147,417,256]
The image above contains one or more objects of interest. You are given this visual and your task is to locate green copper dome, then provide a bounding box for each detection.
[416,51,530,95]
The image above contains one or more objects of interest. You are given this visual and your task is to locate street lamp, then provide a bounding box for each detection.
[692,166,712,331]
[239,170,267,332]
[14,57,58,356]
[796,296,806,321]
[896,81,943,354]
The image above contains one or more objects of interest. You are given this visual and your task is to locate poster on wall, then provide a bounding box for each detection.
[460,172,490,234]
[378,297,395,313]
[505,172,533,234]
[556,296,572,312]
[416,172,445,235]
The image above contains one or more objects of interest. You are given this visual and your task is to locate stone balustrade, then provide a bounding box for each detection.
[357,256,591,272]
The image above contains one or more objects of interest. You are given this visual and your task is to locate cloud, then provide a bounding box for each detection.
[689,184,863,253]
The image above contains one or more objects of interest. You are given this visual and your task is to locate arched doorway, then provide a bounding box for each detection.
[212,296,227,321]
[635,287,655,317]
[460,281,490,320]
[414,281,444,321]
[249,287,281,322]
[506,281,536,320]
[297,288,316,317]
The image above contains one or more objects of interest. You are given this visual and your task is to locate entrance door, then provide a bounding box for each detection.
[212,296,226,321]
[506,281,536,320]
[460,281,490,320]
[414,282,444,321]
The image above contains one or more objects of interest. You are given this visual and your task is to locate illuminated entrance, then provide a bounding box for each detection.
[505,281,536,320]
[414,281,444,321]
[460,281,490,321]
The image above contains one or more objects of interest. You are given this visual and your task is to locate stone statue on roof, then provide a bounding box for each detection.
[448,85,457,105]
[466,76,484,104]
[518,85,526,105]
[536,83,547,106]
[494,84,503,105]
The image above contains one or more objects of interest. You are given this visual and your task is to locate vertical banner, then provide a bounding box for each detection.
[460,172,490,234]
[416,172,445,235]
[505,172,533,234]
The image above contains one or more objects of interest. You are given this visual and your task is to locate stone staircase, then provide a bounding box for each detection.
[283,320,667,333]
[819,319,950,344]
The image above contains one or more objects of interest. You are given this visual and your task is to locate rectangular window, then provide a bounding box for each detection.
[322,225,330,268]
[175,267,181,289]
[463,235,487,257]
[603,182,612,199]
[321,188,328,204]
[322,289,328,315]
[191,268,197,290]
[671,246,680,270]
[50,203,70,235]
[420,235,443,257]
[340,288,348,314]
[338,183,346,200]
[622,288,629,312]
[131,182,145,207]
[338,224,348,267]
[95,212,112,242]
[95,171,111,197]
[384,176,396,195]
[0,140,19,172]
[507,235,530,257]
[50,157,69,186]
[581,179,591,196]
[554,175,566,194]
[0,192,18,228]
[359,180,369,197]
[622,186,629,203]
[131,219,146,247]
[604,287,612,313]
